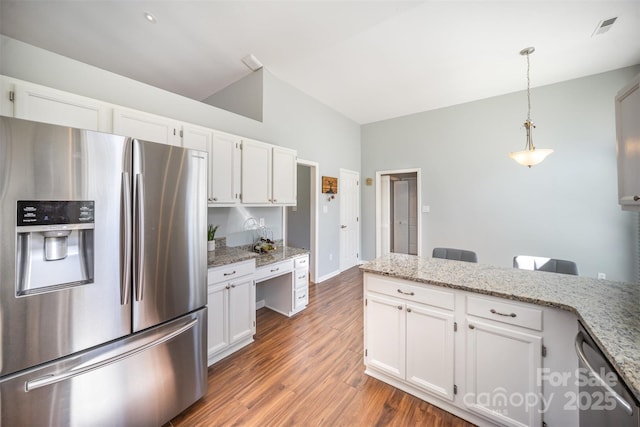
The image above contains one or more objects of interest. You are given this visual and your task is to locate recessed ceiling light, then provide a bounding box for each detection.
[143,12,157,24]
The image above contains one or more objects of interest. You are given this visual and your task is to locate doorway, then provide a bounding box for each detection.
[285,159,319,283]
[376,169,421,257]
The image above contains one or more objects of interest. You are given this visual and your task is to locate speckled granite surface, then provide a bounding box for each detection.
[207,238,308,269]
[360,253,640,403]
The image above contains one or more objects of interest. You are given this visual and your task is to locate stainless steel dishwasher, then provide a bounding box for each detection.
[575,322,639,427]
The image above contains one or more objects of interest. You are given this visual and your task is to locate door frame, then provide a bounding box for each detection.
[283,158,319,283]
[339,168,360,271]
[375,168,422,257]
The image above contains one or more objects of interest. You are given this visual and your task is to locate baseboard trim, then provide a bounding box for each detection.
[315,269,341,283]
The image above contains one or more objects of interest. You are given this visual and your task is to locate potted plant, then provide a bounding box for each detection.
[207,224,218,251]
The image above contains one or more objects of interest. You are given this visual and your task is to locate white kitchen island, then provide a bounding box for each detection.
[360,253,640,427]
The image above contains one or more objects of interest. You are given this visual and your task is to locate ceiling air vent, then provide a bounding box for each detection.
[592,17,617,36]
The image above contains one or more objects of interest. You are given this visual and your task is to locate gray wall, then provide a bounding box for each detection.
[0,35,360,279]
[202,68,263,122]
[362,66,640,283]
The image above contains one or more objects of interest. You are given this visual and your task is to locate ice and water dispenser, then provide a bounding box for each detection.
[16,201,95,295]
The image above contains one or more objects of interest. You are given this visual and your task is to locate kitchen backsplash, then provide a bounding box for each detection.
[207,206,283,247]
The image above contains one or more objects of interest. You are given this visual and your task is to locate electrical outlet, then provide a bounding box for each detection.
[597,272,606,280]
[259,218,265,227]
[329,253,333,261]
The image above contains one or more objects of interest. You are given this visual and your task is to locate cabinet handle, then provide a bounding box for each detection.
[225,285,230,289]
[397,289,415,296]
[271,267,280,273]
[208,197,213,202]
[213,197,218,201]
[298,294,306,299]
[469,324,475,329]
[224,270,236,276]
[406,308,412,313]
[231,284,236,288]
[298,275,306,280]
[634,195,640,201]
[397,305,403,310]
[490,308,517,318]
[273,199,277,203]
[299,259,306,264]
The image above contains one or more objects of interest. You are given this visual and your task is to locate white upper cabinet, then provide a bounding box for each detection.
[272,146,297,205]
[10,80,109,132]
[181,123,212,152]
[209,132,241,205]
[241,139,273,204]
[616,73,640,211]
[241,139,297,206]
[113,107,181,146]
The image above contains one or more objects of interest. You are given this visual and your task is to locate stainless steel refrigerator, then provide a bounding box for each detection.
[0,117,208,426]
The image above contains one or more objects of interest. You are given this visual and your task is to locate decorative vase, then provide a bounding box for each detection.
[207,240,215,252]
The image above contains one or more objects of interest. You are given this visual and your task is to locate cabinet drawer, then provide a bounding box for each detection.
[208,260,255,285]
[294,255,309,269]
[255,259,293,283]
[366,274,454,311]
[294,288,308,309]
[467,296,542,331]
[294,271,308,289]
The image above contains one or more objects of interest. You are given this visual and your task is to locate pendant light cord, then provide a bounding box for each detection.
[526,51,531,122]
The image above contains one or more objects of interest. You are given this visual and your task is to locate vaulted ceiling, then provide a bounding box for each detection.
[1,1,639,124]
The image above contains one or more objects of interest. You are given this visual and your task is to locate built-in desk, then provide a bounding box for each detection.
[255,248,309,317]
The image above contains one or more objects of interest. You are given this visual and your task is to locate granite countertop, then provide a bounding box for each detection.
[207,239,309,269]
[360,253,640,403]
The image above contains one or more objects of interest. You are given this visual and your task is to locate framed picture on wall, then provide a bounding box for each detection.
[322,176,338,194]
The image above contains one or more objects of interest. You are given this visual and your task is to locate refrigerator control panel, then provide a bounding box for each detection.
[17,200,95,226]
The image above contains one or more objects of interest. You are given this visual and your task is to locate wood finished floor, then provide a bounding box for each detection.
[170,266,475,427]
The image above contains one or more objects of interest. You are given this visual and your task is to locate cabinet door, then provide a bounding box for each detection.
[228,278,255,344]
[210,132,241,204]
[241,139,272,204]
[406,303,455,401]
[465,319,542,427]
[616,74,640,210]
[182,123,212,151]
[207,283,229,357]
[13,83,108,131]
[272,146,297,205]
[113,107,180,146]
[365,293,405,379]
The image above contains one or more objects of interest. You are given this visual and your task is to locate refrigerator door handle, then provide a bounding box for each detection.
[25,317,198,391]
[134,173,145,301]
[121,172,132,305]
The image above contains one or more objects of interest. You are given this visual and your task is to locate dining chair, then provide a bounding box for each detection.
[513,255,578,275]
[432,247,478,263]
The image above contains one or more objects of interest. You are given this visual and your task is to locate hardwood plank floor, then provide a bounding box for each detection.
[170,266,475,427]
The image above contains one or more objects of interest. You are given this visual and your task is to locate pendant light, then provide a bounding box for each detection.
[508,47,553,168]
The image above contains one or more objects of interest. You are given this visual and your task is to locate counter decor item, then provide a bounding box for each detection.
[253,238,276,253]
[208,225,218,251]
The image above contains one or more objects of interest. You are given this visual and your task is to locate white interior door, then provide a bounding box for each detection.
[340,169,360,271]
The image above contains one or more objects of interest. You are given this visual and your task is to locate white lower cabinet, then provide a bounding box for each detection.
[207,260,256,366]
[365,275,455,401]
[363,272,579,427]
[465,319,542,427]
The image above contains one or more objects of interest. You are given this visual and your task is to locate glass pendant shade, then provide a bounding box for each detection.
[508,119,553,168]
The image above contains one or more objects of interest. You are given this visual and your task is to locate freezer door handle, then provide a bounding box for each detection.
[25,317,198,391]
[134,173,145,301]
[121,172,132,305]
[574,331,633,416]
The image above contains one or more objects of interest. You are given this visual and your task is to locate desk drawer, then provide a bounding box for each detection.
[208,260,255,285]
[294,255,309,269]
[294,288,308,310]
[294,271,308,289]
[255,259,294,283]
[467,296,542,331]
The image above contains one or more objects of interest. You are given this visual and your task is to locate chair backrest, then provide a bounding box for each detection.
[513,255,578,275]
[432,247,478,263]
